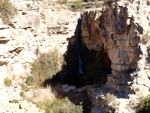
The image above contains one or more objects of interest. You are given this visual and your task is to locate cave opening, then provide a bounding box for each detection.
[48,19,112,88]
[43,18,112,113]
[82,46,112,87]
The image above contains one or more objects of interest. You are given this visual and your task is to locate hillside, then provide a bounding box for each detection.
[0,0,150,113]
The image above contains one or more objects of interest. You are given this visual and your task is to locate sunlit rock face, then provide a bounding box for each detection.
[81,0,150,112]
[0,1,80,87]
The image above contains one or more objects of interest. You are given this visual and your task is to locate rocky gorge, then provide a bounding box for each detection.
[81,0,150,112]
[0,0,150,113]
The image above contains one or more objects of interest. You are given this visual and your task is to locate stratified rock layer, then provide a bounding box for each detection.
[0,1,80,87]
[82,0,150,112]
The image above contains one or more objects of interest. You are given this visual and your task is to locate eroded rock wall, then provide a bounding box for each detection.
[82,0,150,112]
[0,1,80,87]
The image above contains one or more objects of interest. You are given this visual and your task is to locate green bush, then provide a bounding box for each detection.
[145,95,150,111]
[26,76,32,86]
[73,1,83,10]
[20,91,24,97]
[32,49,64,85]
[0,0,16,24]
[37,97,83,113]
[138,95,150,113]
[4,77,12,87]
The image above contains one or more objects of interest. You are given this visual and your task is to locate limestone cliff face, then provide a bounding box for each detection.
[82,0,150,112]
[0,1,80,87]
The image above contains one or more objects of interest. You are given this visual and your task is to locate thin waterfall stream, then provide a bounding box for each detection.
[77,18,84,74]
[77,42,83,74]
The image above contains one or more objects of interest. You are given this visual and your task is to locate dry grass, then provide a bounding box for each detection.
[30,86,83,113]
[34,86,56,104]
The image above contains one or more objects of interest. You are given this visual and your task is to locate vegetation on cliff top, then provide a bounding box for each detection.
[0,0,16,24]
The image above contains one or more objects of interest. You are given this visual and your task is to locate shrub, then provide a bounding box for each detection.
[4,77,12,87]
[73,1,83,10]
[50,97,83,113]
[145,95,150,111]
[20,91,24,97]
[37,97,83,113]
[32,48,64,85]
[34,87,83,113]
[0,0,16,24]
[138,95,150,113]
[20,83,29,92]
[9,99,19,103]
[26,76,32,86]
[61,0,68,4]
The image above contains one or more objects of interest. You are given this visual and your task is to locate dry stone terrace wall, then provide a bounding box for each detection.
[0,1,80,87]
[81,0,150,112]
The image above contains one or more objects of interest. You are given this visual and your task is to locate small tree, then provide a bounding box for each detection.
[0,0,16,24]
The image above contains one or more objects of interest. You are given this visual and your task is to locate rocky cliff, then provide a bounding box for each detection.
[0,0,80,87]
[1,0,150,112]
[81,0,150,112]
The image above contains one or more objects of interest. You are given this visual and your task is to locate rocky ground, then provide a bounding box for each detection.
[0,0,84,113]
[0,0,81,87]
[1,0,150,112]
[0,84,44,113]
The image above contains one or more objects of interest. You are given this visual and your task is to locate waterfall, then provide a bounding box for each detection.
[77,42,84,74]
[77,18,84,74]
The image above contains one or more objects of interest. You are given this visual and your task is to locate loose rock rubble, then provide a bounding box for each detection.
[0,85,44,113]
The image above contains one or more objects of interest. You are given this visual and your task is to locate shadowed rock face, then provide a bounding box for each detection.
[81,1,150,112]
[82,5,141,73]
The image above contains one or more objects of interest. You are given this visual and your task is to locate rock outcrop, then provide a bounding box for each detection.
[0,1,80,87]
[81,0,150,112]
